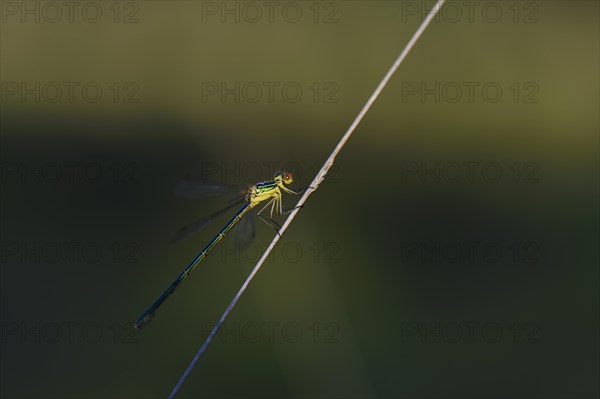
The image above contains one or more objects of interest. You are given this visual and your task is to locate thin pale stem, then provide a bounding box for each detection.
[168,1,446,397]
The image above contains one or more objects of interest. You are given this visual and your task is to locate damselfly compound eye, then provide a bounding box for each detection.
[283,171,293,184]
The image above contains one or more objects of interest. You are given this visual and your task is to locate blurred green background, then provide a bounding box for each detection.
[0,1,598,398]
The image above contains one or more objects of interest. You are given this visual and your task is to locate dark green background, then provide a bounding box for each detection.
[1,1,598,398]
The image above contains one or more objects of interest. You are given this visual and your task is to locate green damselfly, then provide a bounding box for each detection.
[134,170,302,330]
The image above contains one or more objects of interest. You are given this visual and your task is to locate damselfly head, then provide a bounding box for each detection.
[275,170,294,185]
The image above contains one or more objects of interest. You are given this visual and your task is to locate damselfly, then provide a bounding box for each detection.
[134,170,302,330]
